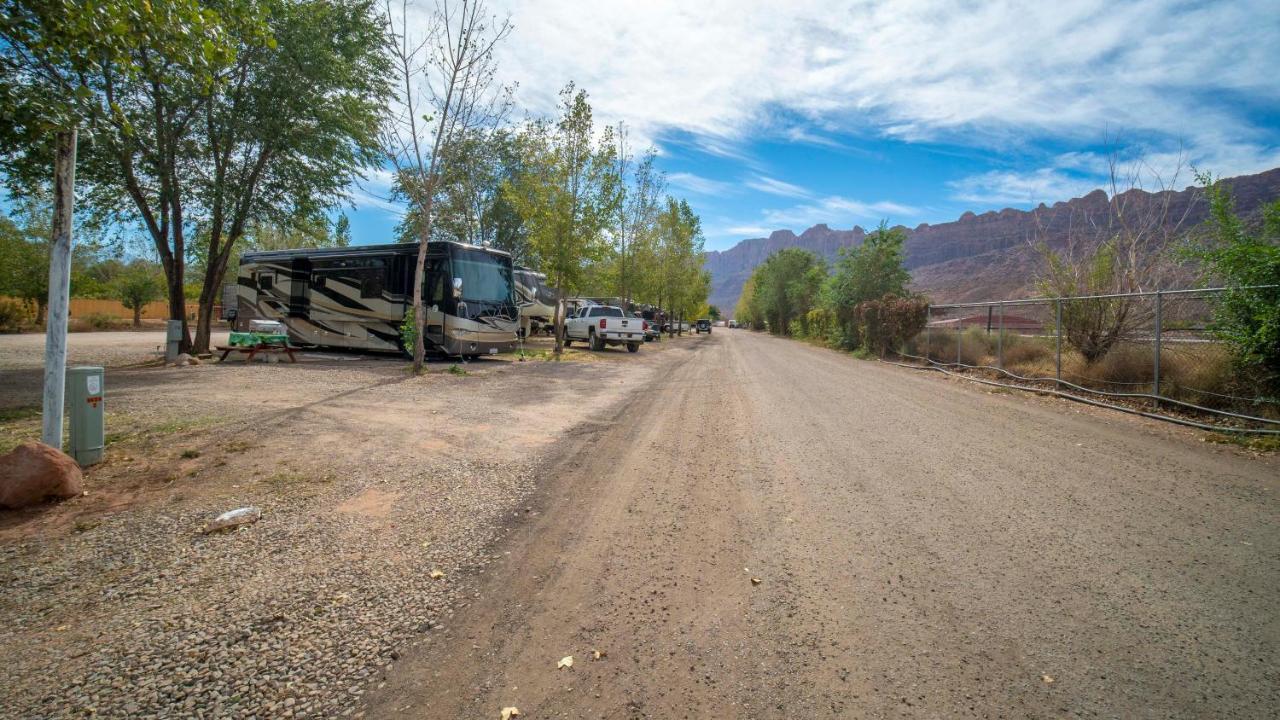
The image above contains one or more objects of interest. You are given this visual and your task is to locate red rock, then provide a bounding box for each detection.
[0,441,84,509]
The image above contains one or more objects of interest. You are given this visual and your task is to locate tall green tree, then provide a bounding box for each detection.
[188,0,391,352]
[506,84,620,355]
[384,0,511,373]
[822,222,911,346]
[749,247,825,335]
[610,125,665,307]
[1185,171,1280,390]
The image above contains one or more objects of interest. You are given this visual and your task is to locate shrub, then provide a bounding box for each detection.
[854,294,928,357]
[1001,334,1052,368]
[83,312,120,330]
[0,297,29,333]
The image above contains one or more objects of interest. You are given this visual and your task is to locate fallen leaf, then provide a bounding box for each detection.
[557,655,573,669]
[55,625,68,632]
[429,569,446,579]
[592,649,605,660]
[1041,674,1054,684]
[500,707,520,719]
[751,577,761,585]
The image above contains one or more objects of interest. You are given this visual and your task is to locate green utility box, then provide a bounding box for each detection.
[67,366,105,466]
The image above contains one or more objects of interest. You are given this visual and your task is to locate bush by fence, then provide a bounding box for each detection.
[908,287,1279,425]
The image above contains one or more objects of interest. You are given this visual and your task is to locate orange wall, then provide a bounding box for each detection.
[2,297,201,320]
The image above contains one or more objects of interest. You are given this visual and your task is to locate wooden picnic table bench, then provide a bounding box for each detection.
[215,343,299,363]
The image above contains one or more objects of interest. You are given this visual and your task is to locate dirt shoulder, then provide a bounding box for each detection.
[0,331,698,719]
[364,329,1278,720]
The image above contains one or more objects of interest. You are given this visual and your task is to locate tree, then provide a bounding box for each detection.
[385,0,510,372]
[188,0,391,353]
[822,221,910,346]
[749,248,825,335]
[735,275,757,328]
[332,214,352,247]
[506,85,620,355]
[708,305,721,321]
[648,197,709,333]
[1,0,227,445]
[1034,145,1193,363]
[1185,171,1280,391]
[114,260,164,327]
[610,125,665,307]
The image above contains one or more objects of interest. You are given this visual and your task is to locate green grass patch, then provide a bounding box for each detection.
[0,406,40,423]
[1204,432,1280,453]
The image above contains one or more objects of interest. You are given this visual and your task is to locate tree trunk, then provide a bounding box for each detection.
[41,128,76,449]
[133,306,141,327]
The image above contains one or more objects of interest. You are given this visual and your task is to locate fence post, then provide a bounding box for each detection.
[1153,290,1162,410]
[1054,299,1063,387]
[997,302,1005,369]
[924,305,931,362]
[956,313,962,365]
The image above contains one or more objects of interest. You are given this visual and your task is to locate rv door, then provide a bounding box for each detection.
[287,257,311,318]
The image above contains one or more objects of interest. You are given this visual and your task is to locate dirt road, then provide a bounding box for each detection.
[365,330,1279,719]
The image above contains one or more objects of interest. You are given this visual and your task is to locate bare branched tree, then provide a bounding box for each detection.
[383,0,510,373]
[1035,141,1198,363]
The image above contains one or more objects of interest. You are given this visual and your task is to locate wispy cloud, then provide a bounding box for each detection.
[668,172,735,196]
[485,0,1278,179]
[760,195,919,229]
[350,167,403,215]
[744,175,812,199]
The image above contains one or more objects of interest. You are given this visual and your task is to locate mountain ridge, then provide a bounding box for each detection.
[703,167,1280,311]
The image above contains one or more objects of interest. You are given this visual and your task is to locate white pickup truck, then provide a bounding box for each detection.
[564,305,646,352]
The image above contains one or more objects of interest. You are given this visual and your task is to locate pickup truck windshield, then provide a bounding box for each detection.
[595,307,624,318]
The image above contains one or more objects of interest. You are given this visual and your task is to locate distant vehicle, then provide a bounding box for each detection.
[564,305,646,352]
[639,314,661,342]
[695,319,711,333]
[714,320,726,327]
[236,240,518,357]
[728,320,738,329]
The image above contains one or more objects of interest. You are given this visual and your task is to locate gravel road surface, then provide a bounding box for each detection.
[364,330,1279,719]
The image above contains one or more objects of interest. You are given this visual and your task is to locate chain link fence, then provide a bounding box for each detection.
[898,287,1280,434]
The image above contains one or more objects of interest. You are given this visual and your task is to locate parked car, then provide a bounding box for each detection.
[695,319,711,333]
[564,305,645,352]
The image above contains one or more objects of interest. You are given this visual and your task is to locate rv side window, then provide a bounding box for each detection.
[258,272,274,290]
[360,272,384,299]
[424,257,447,304]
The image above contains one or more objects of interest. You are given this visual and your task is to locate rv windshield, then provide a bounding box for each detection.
[450,247,514,304]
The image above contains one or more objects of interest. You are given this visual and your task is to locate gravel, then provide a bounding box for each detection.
[0,452,538,719]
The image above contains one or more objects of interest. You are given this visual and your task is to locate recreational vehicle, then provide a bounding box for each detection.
[235,241,518,357]
[513,266,558,337]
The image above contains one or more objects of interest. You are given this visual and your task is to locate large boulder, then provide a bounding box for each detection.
[0,441,84,509]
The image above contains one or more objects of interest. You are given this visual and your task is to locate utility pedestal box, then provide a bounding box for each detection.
[165,320,183,362]
[67,366,105,466]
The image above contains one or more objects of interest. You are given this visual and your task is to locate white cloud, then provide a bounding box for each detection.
[949,141,1280,206]
[667,172,735,196]
[760,195,920,229]
[350,167,404,215]
[744,175,813,199]
[481,0,1278,176]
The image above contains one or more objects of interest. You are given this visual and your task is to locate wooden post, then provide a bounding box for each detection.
[42,128,77,449]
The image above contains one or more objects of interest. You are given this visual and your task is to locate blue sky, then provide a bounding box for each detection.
[339,0,1280,251]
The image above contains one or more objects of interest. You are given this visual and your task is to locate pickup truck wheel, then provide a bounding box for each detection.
[589,331,604,351]
[627,342,639,353]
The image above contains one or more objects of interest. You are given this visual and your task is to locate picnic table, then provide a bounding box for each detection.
[216,331,299,363]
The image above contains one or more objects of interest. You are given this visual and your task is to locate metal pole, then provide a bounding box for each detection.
[956,312,962,365]
[997,302,1005,369]
[1054,299,1062,387]
[42,128,77,449]
[924,305,931,361]
[1153,291,1162,409]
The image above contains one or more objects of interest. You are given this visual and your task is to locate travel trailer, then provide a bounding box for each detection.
[234,241,518,357]
[513,266,558,337]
